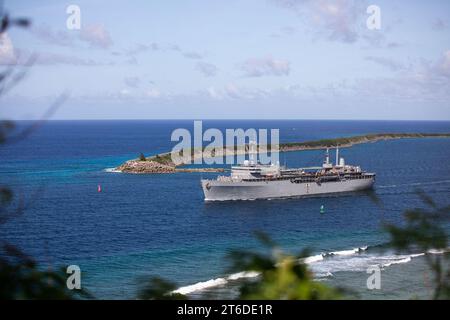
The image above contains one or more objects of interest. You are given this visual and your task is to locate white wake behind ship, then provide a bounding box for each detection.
[201,146,375,201]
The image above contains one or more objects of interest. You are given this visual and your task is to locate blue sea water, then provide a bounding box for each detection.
[1,120,449,299]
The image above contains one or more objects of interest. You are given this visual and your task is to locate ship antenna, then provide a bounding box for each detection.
[336,145,339,166]
[325,148,330,165]
[249,140,256,165]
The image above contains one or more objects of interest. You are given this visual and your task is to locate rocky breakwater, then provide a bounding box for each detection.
[116,159,225,174]
[116,159,177,173]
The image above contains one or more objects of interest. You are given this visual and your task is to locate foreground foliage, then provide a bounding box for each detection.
[383,191,450,299]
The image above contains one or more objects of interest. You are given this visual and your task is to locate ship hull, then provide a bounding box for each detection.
[201,177,375,201]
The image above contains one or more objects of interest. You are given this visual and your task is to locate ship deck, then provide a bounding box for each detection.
[241,172,375,183]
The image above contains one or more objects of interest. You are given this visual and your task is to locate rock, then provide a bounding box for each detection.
[115,160,226,174]
[116,160,176,174]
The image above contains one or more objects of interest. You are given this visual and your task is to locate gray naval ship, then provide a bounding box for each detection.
[201,147,375,201]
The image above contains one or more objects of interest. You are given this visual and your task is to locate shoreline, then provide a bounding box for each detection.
[115,133,450,174]
[115,160,225,174]
[177,247,449,299]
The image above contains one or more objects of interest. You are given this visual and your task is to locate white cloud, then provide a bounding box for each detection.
[312,0,361,42]
[145,88,161,98]
[0,33,17,65]
[124,43,159,56]
[183,51,202,59]
[207,86,222,99]
[365,56,405,72]
[118,89,132,99]
[353,50,450,102]
[432,18,447,31]
[437,50,450,78]
[224,83,241,99]
[273,0,367,43]
[206,84,270,100]
[33,52,105,66]
[240,56,290,77]
[0,33,107,66]
[79,24,113,49]
[196,62,218,77]
[120,42,205,66]
[124,76,141,88]
[30,24,74,47]
[114,87,160,100]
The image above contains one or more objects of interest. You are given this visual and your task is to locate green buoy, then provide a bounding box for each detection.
[320,205,325,214]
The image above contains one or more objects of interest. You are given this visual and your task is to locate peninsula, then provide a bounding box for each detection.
[115,133,450,174]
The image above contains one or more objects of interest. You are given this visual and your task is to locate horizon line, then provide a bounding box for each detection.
[6,118,450,122]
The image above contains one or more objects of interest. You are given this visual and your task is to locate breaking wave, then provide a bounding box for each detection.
[303,254,324,264]
[104,167,121,173]
[173,271,259,295]
[172,245,449,296]
[301,246,368,264]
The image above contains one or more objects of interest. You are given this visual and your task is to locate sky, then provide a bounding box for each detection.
[0,0,449,120]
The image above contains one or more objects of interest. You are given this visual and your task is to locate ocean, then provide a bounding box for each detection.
[1,120,449,299]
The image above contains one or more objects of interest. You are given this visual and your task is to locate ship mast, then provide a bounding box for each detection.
[249,140,256,165]
[335,145,339,166]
